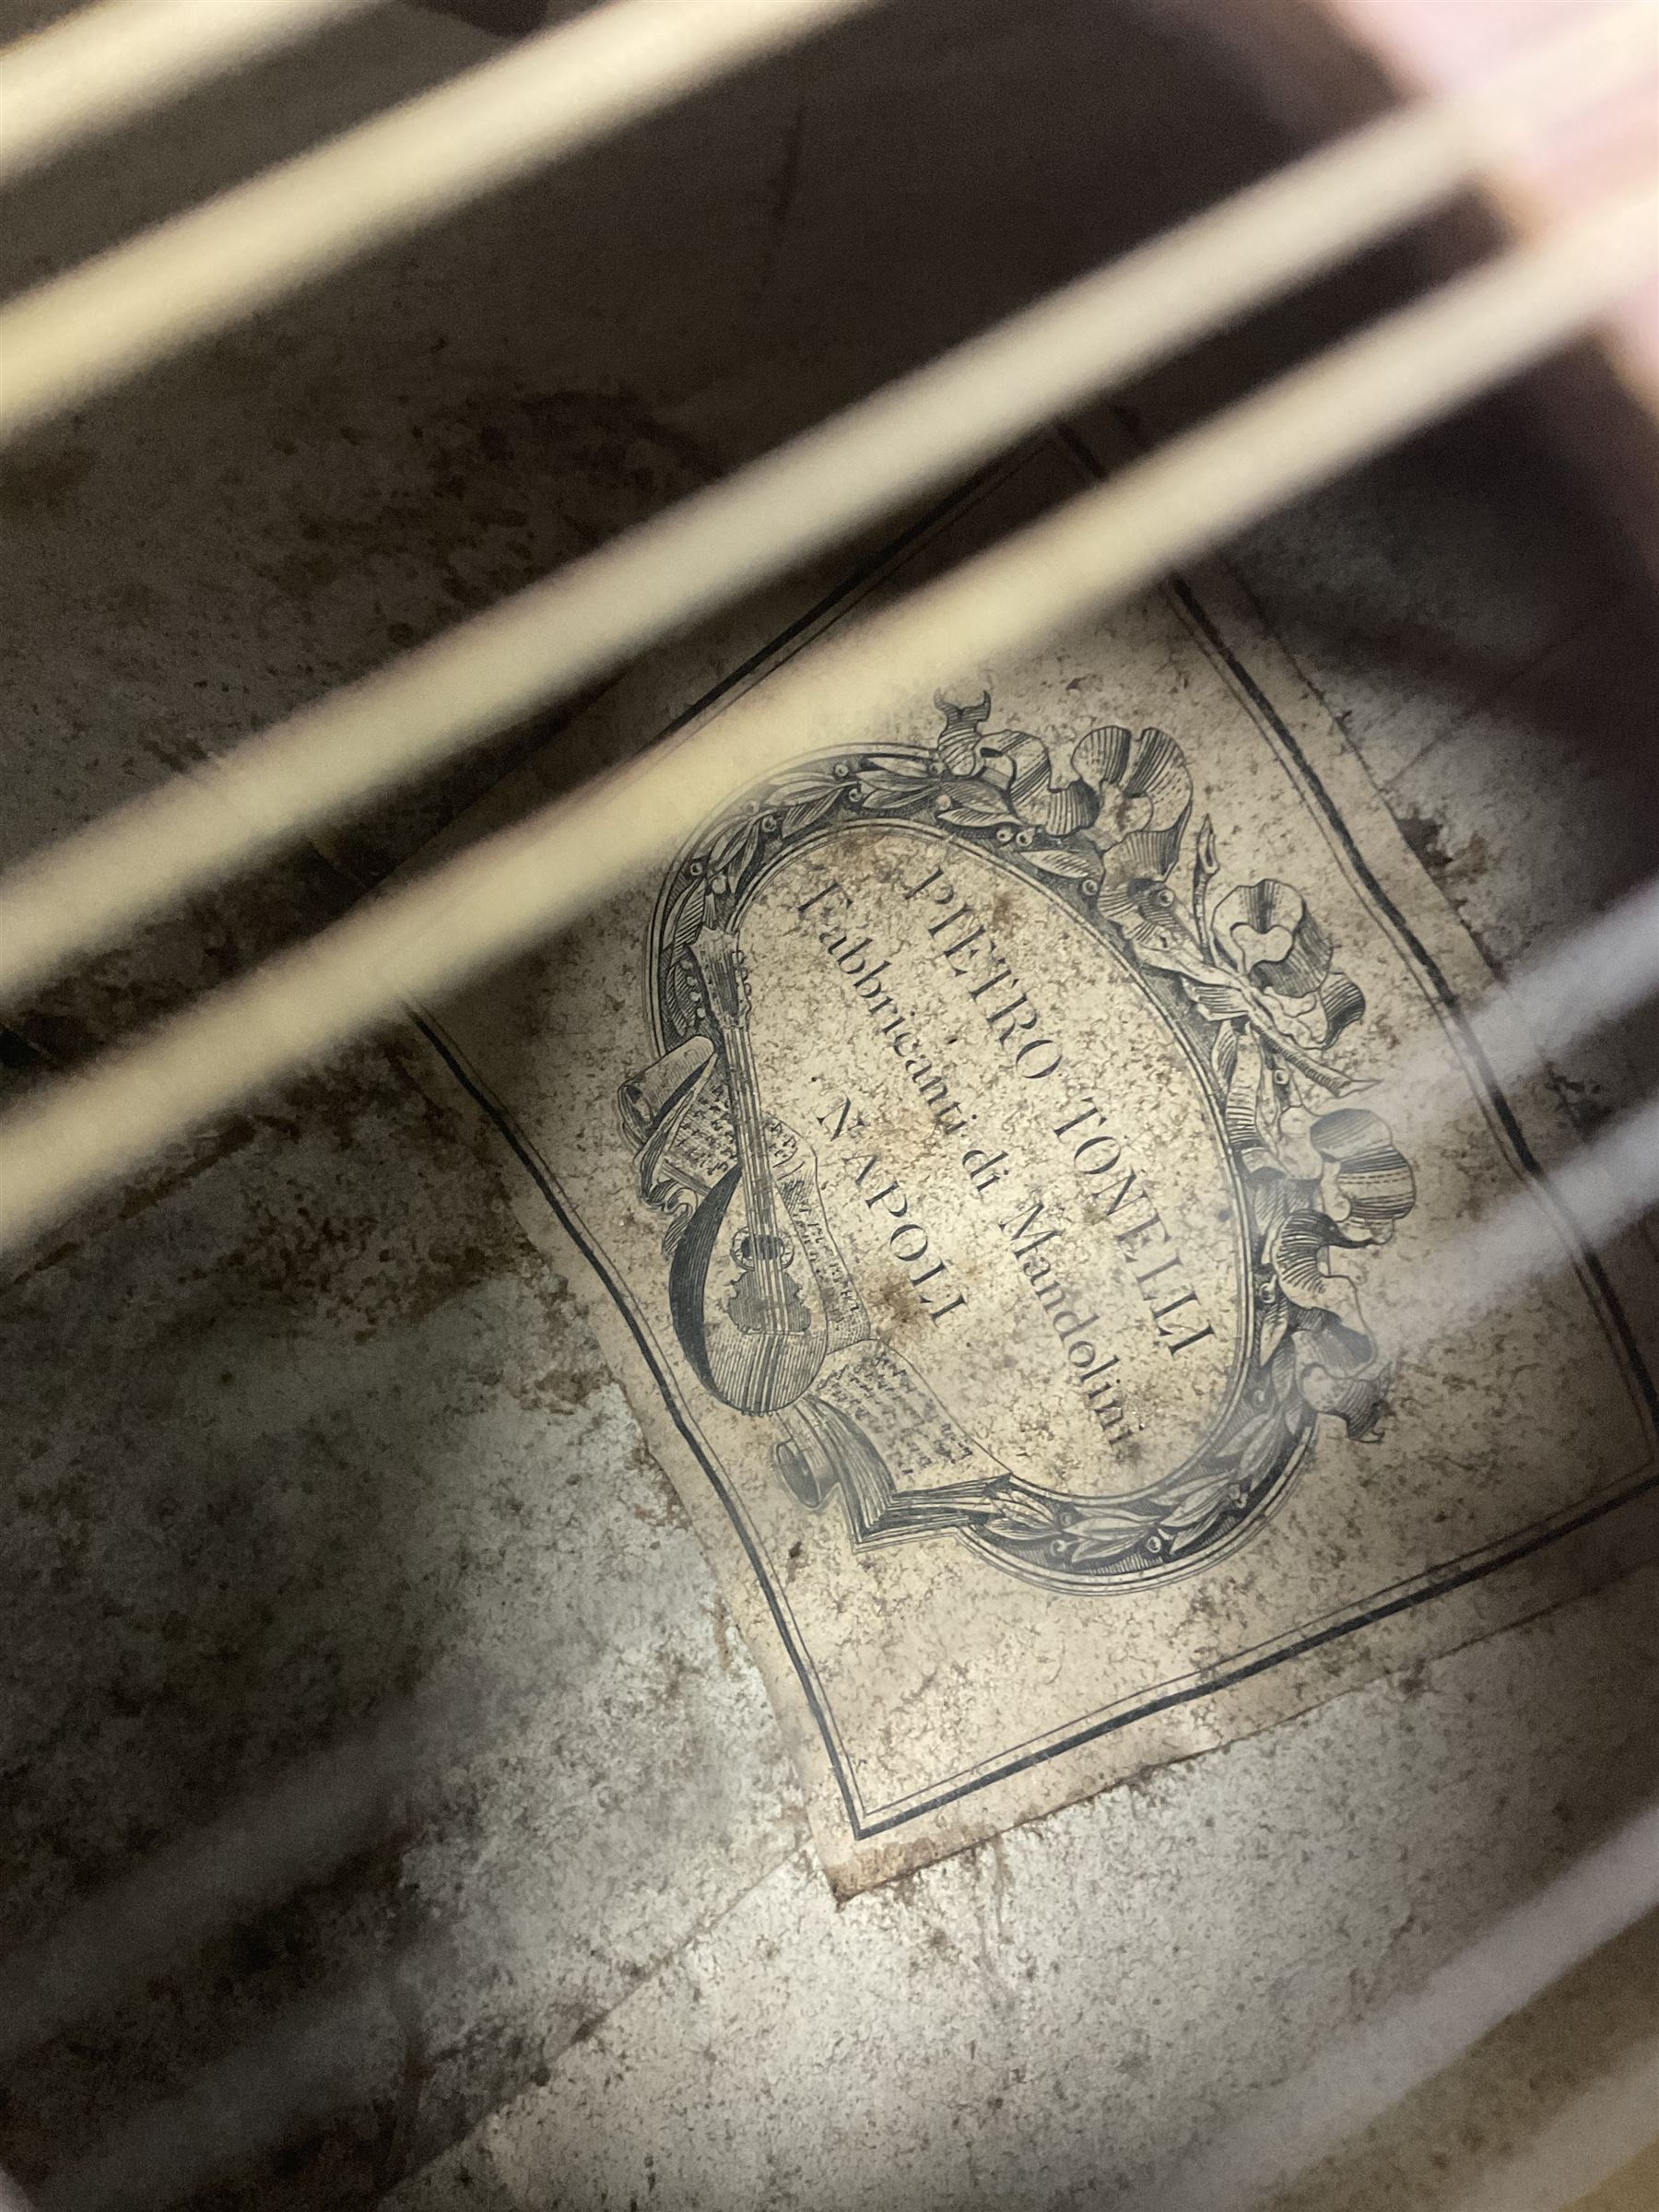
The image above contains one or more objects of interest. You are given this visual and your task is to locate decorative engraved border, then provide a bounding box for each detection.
[644,693,1417,1590]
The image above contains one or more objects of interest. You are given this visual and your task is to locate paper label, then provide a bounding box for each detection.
[420,433,1659,1891]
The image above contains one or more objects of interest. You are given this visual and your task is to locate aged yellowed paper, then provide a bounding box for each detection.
[417,431,1659,1892]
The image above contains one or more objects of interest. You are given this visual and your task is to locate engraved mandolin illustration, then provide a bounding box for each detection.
[667,927,830,1416]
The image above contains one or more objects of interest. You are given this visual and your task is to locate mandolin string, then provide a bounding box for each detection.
[1382,873,1659,1147]
[1136,1793,1659,2212]
[0,182,1652,1262]
[0,1,1652,1004]
[0,0,888,446]
[1439,2043,1659,2212]
[0,0,388,186]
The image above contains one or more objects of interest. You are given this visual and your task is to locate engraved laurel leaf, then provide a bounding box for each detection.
[1021,846,1098,882]
[857,769,937,811]
[976,1477,1063,1535]
[1224,1411,1288,1488]
[663,876,706,951]
[1065,1535,1138,1565]
[659,877,708,1033]
[705,815,757,872]
[782,793,842,837]
[768,767,843,807]
[1066,1502,1157,1541]
[933,783,1020,829]
[863,750,936,782]
[710,820,763,888]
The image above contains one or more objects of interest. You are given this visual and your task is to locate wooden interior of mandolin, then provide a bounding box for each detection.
[0,4,1654,2207]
